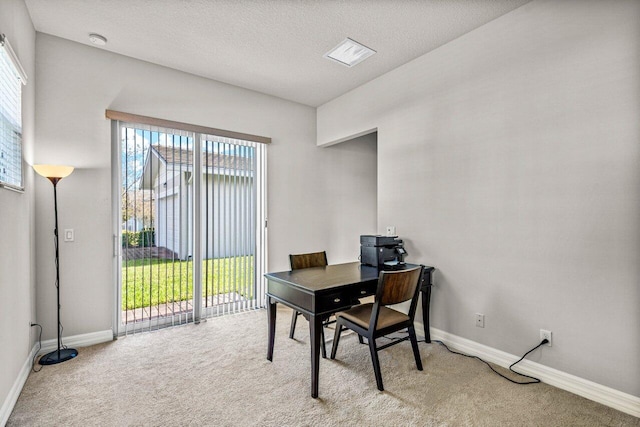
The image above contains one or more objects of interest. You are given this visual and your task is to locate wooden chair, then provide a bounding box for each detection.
[330,266,424,391]
[288,251,329,357]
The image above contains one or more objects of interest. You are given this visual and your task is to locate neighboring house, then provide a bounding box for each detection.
[122,217,144,232]
[139,144,255,260]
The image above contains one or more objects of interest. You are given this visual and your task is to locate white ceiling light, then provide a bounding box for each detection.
[89,33,107,46]
[324,38,376,68]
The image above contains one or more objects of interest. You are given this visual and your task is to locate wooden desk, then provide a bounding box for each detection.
[265,262,434,398]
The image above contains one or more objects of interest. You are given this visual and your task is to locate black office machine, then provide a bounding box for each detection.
[360,235,407,268]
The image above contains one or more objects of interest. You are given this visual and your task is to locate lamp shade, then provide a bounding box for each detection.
[33,164,74,179]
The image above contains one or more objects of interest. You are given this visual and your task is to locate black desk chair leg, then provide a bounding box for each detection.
[408,325,423,370]
[291,310,327,358]
[368,338,384,391]
[289,310,300,339]
[330,324,342,359]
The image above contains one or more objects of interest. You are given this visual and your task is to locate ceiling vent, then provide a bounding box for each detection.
[323,38,376,67]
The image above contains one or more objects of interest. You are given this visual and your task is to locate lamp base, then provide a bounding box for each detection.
[38,348,78,365]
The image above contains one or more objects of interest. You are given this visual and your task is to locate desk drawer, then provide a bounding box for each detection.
[316,292,353,313]
[316,285,375,314]
[352,285,373,299]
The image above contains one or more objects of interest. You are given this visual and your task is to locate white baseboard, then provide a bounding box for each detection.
[39,329,113,354]
[0,344,38,427]
[0,329,113,427]
[415,322,639,418]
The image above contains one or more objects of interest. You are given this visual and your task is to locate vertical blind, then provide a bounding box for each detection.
[0,34,28,191]
[113,116,268,335]
[200,134,268,319]
[120,124,196,332]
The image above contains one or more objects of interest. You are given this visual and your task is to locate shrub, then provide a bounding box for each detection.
[140,228,155,247]
[122,228,155,247]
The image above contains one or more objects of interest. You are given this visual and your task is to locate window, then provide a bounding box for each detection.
[0,34,28,191]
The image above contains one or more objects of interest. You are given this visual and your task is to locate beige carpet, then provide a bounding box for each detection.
[9,307,639,426]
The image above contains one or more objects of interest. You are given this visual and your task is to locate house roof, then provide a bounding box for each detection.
[152,145,254,171]
[139,145,254,190]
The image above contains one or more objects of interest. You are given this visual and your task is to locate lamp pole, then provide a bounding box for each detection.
[52,177,63,360]
[34,165,78,365]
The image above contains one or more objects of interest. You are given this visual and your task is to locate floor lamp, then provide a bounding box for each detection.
[34,164,78,365]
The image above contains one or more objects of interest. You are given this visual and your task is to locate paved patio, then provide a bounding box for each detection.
[121,292,248,323]
[122,246,178,261]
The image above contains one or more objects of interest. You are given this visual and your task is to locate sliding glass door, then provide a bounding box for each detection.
[112,120,267,334]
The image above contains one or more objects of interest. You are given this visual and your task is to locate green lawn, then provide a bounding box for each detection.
[122,256,254,310]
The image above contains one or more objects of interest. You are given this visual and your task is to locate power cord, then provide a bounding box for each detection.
[432,339,547,385]
[380,333,547,385]
[60,323,68,349]
[30,323,43,372]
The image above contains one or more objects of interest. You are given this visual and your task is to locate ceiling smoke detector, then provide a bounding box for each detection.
[89,33,107,46]
[323,38,376,68]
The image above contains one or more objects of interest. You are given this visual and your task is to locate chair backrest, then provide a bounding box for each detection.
[370,266,423,330]
[378,267,423,306]
[289,251,328,270]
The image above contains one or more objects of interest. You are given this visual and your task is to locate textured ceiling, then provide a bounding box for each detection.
[24,0,529,107]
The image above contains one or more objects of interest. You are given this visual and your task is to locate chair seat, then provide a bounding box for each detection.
[336,303,409,331]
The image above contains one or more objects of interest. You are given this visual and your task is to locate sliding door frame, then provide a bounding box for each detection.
[111,120,122,338]
[109,111,269,336]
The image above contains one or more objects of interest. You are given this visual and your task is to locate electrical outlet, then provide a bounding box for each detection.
[475,313,485,328]
[540,329,552,346]
[386,226,396,236]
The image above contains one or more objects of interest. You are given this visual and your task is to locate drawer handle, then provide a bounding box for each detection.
[333,298,341,303]
[360,290,367,295]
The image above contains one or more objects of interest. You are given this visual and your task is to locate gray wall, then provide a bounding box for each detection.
[318,0,639,396]
[33,34,377,341]
[0,0,36,418]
